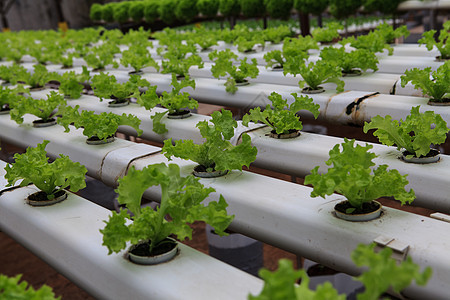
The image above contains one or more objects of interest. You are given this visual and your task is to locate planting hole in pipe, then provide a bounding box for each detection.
[193,165,229,178]
[127,238,179,265]
[32,118,57,128]
[301,87,325,94]
[27,190,68,206]
[334,200,382,222]
[86,135,115,145]
[269,129,300,139]
[167,110,192,119]
[401,149,440,164]
[427,99,450,106]
[108,99,130,108]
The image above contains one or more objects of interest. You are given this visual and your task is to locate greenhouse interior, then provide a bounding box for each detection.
[0,0,449,299]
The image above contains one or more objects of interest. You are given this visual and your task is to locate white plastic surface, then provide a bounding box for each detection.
[0,160,8,189]
[0,186,263,300]
[130,154,450,300]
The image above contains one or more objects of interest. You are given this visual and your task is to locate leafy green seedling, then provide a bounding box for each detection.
[304,138,415,213]
[320,47,379,75]
[0,85,26,112]
[57,106,143,141]
[120,44,160,74]
[5,140,87,200]
[242,92,320,135]
[209,49,259,94]
[363,106,449,158]
[262,25,294,44]
[84,42,120,70]
[91,72,150,104]
[14,64,61,89]
[159,42,204,78]
[100,163,234,254]
[311,21,343,43]
[58,66,91,99]
[138,74,198,134]
[418,20,449,60]
[162,109,257,172]
[284,59,344,93]
[10,91,66,124]
[400,61,450,103]
[0,274,60,299]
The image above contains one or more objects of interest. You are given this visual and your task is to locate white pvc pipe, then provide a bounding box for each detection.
[130,154,450,300]
[0,186,263,300]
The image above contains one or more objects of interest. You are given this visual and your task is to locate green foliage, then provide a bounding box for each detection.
[283,36,319,56]
[121,44,160,73]
[320,47,379,73]
[102,3,115,22]
[375,23,410,44]
[5,140,87,199]
[100,163,234,254]
[341,25,399,55]
[264,0,293,19]
[112,2,131,23]
[242,92,320,134]
[10,91,66,124]
[400,62,450,102]
[90,3,103,21]
[197,0,219,16]
[363,0,404,14]
[311,21,343,43]
[249,243,431,300]
[0,85,26,111]
[263,25,293,44]
[209,49,259,93]
[15,64,60,89]
[160,42,204,77]
[329,0,362,19]
[294,0,329,15]
[159,0,178,24]
[0,274,60,299]
[304,138,415,210]
[234,34,265,53]
[129,1,145,22]
[175,0,199,22]
[122,27,152,47]
[285,60,344,92]
[363,106,449,157]
[188,27,219,50]
[352,243,432,300]
[57,106,143,140]
[58,66,90,99]
[91,72,150,102]
[0,64,26,84]
[248,259,345,300]
[138,74,198,134]
[239,0,265,18]
[162,109,258,171]
[144,0,160,23]
[418,20,450,59]
[84,42,120,70]
[219,0,241,17]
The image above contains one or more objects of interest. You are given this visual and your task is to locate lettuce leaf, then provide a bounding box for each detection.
[10,91,66,124]
[320,47,379,73]
[0,274,60,300]
[287,60,344,92]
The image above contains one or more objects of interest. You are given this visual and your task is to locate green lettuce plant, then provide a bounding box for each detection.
[57,106,143,141]
[242,92,320,135]
[175,0,199,22]
[138,74,198,134]
[100,163,234,254]
[0,274,60,299]
[209,49,259,94]
[264,0,293,20]
[249,243,431,300]
[84,42,120,70]
[304,138,415,213]
[15,64,60,90]
[311,21,343,43]
[129,2,145,22]
[91,73,150,104]
[319,47,379,75]
[400,62,450,103]
[112,1,131,23]
[144,0,160,23]
[0,64,26,84]
[262,25,294,44]
[187,27,219,51]
[197,0,219,17]
[10,91,66,124]
[162,109,258,172]
[5,140,87,200]
[158,0,178,24]
[160,42,204,78]
[219,0,241,18]
[418,20,449,60]
[0,85,25,112]
[58,66,91,99]
[284,60,345,93]
[363,106,449,158]
[121,44,160,74]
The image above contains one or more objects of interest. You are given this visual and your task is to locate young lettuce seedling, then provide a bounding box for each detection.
[58,66,91,99]
[319,47,379,76]
[209,49,259,94]
[120,44,160,74]
[14,64,61,90]
[10,91,66,125]
[159,41,204,78]
[138,74,198,134]
[91,72,150,105]
[400,61,450,103]
[84,42,120,71]
[162,109,257,173]
[57,105,143,141]
[0,274,61,299]
[262,25,294,44]
[249,243,431,300]
[100,163,234,255]
[264,36,315,70]
[0,85,26,112]
[242,92,320,136]
[304,138,415,214]
[363,106,449,158]
[418,20,449,60]
[311,21,343,44]
[5,140,87,200]
[284,59,345,93]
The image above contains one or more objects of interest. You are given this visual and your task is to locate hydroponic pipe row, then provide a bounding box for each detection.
[0,113,449,299]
